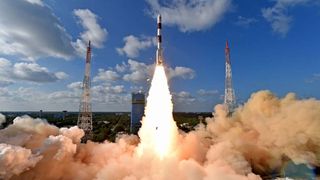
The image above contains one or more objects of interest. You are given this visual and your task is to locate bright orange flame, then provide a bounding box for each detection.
[137,65,179,159]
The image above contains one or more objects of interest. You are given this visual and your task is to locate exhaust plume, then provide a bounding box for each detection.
[0,90,319,179]
[137,65,179,159]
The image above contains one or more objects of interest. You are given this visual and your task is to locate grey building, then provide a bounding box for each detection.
[131,92,145,134]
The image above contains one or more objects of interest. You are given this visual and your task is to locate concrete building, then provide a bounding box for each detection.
[131,92,145,134]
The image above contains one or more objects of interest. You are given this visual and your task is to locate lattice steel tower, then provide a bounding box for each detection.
[78,41,93,142]
[224,41,236,114]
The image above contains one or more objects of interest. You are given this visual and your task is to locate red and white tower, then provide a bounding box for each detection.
[77,41,93,142]
[224,41,236,114]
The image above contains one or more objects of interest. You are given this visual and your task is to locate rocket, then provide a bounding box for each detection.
[156,14,163,65]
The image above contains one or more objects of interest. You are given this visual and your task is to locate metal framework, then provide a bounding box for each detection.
[77,41,93,142]
[224,41,236,114]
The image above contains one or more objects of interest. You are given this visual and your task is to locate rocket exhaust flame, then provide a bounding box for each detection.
[137,64,179,159]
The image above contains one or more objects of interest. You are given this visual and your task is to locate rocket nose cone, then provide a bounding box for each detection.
[157,14,161,23]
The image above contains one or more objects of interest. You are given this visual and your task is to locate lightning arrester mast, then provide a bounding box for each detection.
[77,41,93,142]
[224,40,236,114]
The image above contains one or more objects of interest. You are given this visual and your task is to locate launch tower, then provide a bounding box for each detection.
[77,41,93,142]
[224,41,236,114]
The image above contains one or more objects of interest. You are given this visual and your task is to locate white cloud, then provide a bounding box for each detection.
[92,84,126,95]
[262,0,311,37]
[146,0,232,32]
[167,66,195,80]
[0,87,10,97]
[235,16,258,27]
[13,63,68,82]
[173,91,196,104]
[55,72,69,80]
[197,89,219,96]
[0,80,13,87]
[116,35,156,58]
[0,58,68,83]
[67,82,83,90]
[0,87,79,111]
[48,91,79,100]
[73,9,108,55]
[116,59,196,84]
[115,62,128,73]
[123,60,152,83]
[93,69,120,82]
[24,0,43,6]
[0,0,76,60]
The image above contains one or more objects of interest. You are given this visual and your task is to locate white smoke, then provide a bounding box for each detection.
[0,90,319,179]
[0,144,42,179]
[0,113,5,127]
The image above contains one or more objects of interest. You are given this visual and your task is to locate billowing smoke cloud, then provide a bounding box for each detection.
[0,90,319,179]
[0,113,5,127]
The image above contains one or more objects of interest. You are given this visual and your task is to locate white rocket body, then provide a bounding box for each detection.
[156,14,163,65]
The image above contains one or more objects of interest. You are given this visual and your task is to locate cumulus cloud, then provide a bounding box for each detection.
[48,83,129,109]
[1,87,47,103]
[123,60,152,83]
[0,58,68,83]
[235,16,258,27]
[115,62,128,73]
[173,91,196,104]
[13,63,68,82]
[93,59,195,84]
[262,0,311,37]
[48,91,80,100]
[91,84,129,105]
[93,69,120,82]
[0,87,78,111]
[0,88,10,97]
[167,66,195,80]
[0,1,108,60]
[1,91,319,179]
[67,82,83,90]
[172,89,220,109]
[146,0,232,32]
[0,0,76,60]
[0,80,14,87]
[120,60,195,84]
[73,9,108,55]
[116,35,156,58]
[92,84,126,95]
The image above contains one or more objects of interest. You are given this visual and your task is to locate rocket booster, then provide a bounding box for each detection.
[156,14,163,65]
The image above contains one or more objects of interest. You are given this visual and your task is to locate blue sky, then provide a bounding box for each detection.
[0,0,319,112]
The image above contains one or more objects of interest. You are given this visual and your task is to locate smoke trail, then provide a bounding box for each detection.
[0,90,319,179]
[137,65,179,159]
